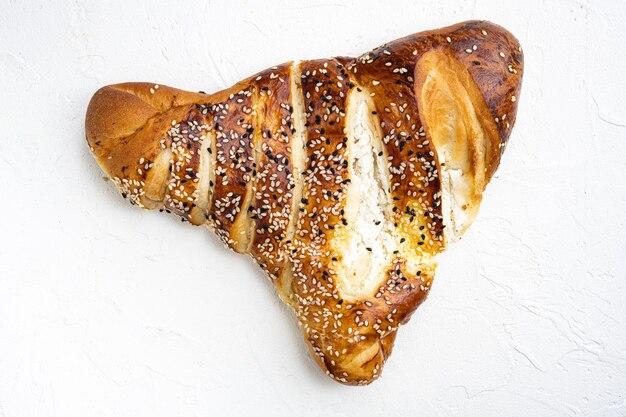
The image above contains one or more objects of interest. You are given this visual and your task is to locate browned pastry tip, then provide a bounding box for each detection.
[86,84,208,210]
[86,83,206,147]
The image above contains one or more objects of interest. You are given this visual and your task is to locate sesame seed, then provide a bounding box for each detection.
[99,43,510,383]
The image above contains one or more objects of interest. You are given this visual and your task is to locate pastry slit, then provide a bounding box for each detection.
[279,61,307,300]
[141,148,174,209]
[333,85,397,301]
[228,91,261,253]
[189,124,216,225]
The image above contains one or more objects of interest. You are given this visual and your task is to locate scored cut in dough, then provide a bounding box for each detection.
[333,87,397,301]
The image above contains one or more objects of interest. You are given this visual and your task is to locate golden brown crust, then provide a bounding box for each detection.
[85,20,523,385]
[248,64,296,278]
[290,58,361,381]
[161,107,213,220]
[206,85,257,249]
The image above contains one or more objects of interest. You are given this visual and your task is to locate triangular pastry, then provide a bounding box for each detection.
[85,20,523,385]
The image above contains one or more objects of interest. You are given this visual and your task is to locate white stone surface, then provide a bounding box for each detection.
[1,1,625,416]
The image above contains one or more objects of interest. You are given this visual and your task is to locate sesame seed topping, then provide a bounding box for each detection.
[98,26,520,383]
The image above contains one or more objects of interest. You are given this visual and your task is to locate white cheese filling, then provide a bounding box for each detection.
[336,90,397,300]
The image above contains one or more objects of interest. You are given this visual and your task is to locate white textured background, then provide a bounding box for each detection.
[1,1,625,416]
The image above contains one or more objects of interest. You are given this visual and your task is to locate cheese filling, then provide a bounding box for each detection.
[334,89,397,300]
